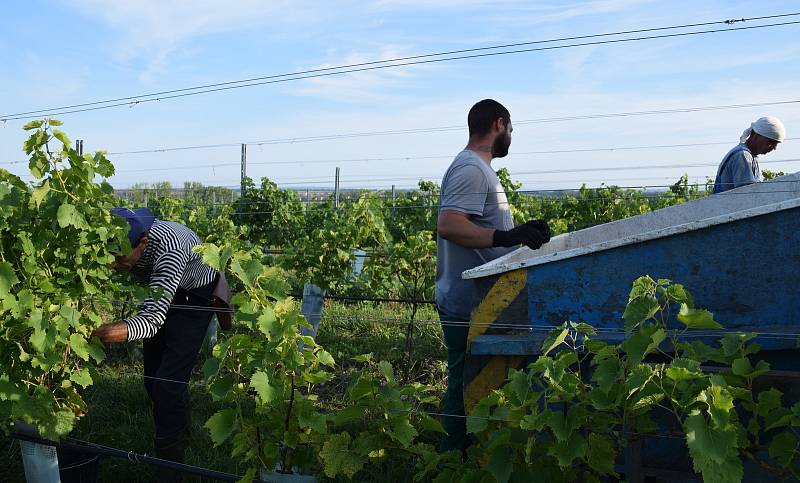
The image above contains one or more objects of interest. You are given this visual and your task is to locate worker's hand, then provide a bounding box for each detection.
[91,321,129,344]
[492,219,551,250]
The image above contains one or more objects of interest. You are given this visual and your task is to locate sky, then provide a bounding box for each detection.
[1,0,800,191]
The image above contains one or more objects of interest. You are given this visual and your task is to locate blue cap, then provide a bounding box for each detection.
[111,207,156,247]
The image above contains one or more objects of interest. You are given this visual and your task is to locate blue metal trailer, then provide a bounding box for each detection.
[460,173,800,482]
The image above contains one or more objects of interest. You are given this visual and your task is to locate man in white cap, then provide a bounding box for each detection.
[713,116,786,193]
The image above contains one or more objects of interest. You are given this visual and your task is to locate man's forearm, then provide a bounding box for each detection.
[437,211,495,248]
[91,321,129,343]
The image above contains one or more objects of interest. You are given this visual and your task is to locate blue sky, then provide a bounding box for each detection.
[2,0,800,190]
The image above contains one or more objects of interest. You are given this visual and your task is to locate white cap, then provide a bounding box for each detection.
[740,116,786,143]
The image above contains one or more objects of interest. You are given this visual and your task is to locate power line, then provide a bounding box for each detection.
[511,157,800,176]
[4,148,798,184]
[0,129,743,166]
[112,176,800,199]
[232,158,800,186]
[2,15,799,122]
[11,159,796,204]
[2,13,791,120]
[94,137,800,172]
[96,103,800,155]
[16,171,714,193]
[85,171,795,202]
[512,99,800,125]
[113,181,715,207]
[1,139,730,167]
[119,181,710,197]
[49,145,792,179]
[161,173,688,186]
[271,174,631,186]
[122,175,713,191]
[4,98,772,165]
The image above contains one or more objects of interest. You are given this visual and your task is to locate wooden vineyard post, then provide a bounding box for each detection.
[334,167,340,209]
[239,144,247,209]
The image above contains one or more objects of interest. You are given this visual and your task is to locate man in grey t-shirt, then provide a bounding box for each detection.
[713,116,786,194]
[435,99,550,451]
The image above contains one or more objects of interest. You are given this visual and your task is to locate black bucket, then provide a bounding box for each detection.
[57,446,100,483]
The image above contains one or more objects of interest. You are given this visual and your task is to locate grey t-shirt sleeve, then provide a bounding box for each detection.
[726,150,758,189]
[439,164,489,216]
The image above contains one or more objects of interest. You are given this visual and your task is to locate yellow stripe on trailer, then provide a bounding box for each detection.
[463,269,527,413]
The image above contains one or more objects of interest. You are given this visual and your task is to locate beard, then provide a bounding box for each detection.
[491,131,511,158]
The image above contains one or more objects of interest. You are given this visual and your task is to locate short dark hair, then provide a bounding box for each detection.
[468,99,510,137]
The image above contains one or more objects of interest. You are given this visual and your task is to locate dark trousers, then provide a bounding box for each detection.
[143,283,215,438]
[438,310,470,452]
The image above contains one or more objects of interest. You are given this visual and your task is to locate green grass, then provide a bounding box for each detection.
[1,302,448,482]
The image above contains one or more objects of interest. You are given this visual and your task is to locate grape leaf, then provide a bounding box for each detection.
[769,432,797,467]
[542,327,568,356]
[317,349,335,367]
[320,433,364,478]
[205,409,237,446]
[69,368,93,388]
[587,434,618,477]
[30,181,50,208]
[378,360,396,384]
[488,445,514,483]
[677,304,722,330]
[202,358,220,381]
[0,262,19,298]
[547,433,587,467]
[69,333,90,361]
[622,295,659,332]
[57,203,87,229]
[684,412,742,483]
[386,418,417,447]
[249,371,276,405]
[622,324,665,366]
[52,129,70,148]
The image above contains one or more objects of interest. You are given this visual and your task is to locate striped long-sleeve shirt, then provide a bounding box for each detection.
[125,220,216,341]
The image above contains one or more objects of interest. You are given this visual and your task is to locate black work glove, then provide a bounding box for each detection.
[492,219,551,250]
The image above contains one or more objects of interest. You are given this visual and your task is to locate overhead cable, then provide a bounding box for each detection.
[2,15,799,121]
[3,13,794,120]
[98,105,800,155]
[90,136,800,170]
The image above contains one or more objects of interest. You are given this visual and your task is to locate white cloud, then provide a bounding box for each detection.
[372,0,650,18]
[371,0,497,8]
[484,0,655,26]
[288,46,431,103]
[534,0,654,23]
[63,0,312,81]
[546,34,800,93]
[0,53,89,109]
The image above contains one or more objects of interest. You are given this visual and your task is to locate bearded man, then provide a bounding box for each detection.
[435,99,551,451]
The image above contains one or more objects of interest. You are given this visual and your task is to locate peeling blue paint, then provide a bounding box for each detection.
[472,208,800,355]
